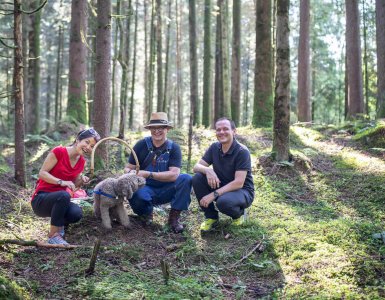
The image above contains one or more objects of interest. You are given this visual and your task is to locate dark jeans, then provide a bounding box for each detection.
[192,172,254,219]
[31,191,83,227]
[129,174,192,216]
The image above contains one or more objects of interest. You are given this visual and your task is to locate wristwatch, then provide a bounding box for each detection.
[57,179,63,186]
[213,190,219,199]
[149,172,154,179]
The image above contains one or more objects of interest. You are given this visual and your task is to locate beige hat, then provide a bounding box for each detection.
[144,112,173,129]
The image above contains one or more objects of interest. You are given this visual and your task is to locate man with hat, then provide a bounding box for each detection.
[124,112,192,233]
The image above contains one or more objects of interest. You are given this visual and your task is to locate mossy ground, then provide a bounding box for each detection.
[0,123,385,299]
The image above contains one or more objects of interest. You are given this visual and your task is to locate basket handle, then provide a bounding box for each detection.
[90,137,140,178]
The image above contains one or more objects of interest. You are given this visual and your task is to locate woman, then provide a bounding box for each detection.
[31,128,101,245]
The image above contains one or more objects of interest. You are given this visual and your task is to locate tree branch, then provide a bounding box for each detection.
[0,37,16,49]
[0,239,82,249]
[20,0,47,15]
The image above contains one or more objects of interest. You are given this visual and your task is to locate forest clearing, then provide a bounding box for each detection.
[1,123,385,299]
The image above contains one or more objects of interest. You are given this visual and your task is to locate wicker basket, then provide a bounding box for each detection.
[90,137,140,177]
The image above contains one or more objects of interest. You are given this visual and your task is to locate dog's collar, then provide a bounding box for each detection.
[93,189,117,199]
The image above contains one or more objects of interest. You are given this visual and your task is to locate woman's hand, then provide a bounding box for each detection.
[81,175,90,184]
[61,180,76,191]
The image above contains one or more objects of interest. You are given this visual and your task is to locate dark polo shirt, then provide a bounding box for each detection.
[202,139,254,196]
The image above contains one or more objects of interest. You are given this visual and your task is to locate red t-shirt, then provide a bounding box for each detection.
[31,146,85,201]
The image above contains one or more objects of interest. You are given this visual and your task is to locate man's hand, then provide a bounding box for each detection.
[200,193,215,208]
[206,169,221,189]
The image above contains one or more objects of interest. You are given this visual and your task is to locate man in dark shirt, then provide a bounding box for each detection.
[192,117,254,231]
[125,112,192,233]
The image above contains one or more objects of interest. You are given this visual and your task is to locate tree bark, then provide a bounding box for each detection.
[94,0,111,154]
[156,0,163,112]
[54,25,63,124]
[376,0,385,118]
[162,0,172,114]
[345,0,364,118]
[297,0,311,122]
[129,0,139,129]
[202,0,212,127]
[189,0,199,126]
[67,0,88,124]
[14,0,26,187]
[231,0,241,126]
[253,0,273,127]
[176,0,183,126]
[272,0,290,162]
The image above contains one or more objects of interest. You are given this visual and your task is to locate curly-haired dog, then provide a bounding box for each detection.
[93,173,145,229]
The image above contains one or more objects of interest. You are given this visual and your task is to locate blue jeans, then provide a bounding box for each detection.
[129,174,192,216]
[31,191,83,227]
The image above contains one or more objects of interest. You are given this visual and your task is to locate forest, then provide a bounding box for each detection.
[1,0,385,299]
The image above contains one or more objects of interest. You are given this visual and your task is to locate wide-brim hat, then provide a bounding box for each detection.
[144,112,173,129]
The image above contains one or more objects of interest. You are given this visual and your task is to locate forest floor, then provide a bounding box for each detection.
[1,123,385,299]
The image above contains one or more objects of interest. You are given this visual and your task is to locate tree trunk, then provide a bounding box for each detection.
[202,0,212,127]
[54,25,63,124]
[26,0,42,134]
[221,0,231,118]
[162,0,172,114]
[176,0,183,126]
[129,0,139,129]
[242,42,251,126]
[111,0,121,131]
[46,74,51,131]
[14,0,26,187]
[272,0,290,162]
[362,0,369,115]
[67,0,88,124]
[214,0,231,120]
[376,0,385,118]
[345,0,364,118]
[148,0,156,119]
[189,0,199,126]
[156,0,163,112]
[231,0,241,126]
[143,1,149,122]
[94,0,111,148]
[253,0,273,127]
[297,0,311,122]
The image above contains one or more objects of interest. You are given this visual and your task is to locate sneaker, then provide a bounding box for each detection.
[140,213,153,226]
[232,215,245,226]
[200,218,218,232]
[47,233,69,245]
[59,227,65,237]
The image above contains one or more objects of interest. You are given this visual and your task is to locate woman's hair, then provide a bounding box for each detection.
[72,128,101,145]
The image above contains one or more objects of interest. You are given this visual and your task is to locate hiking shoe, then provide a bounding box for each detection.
[200,218,218,232]
[48,233,69,245]
[232,215,245,226]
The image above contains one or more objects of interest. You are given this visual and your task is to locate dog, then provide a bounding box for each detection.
[93,173,145,229]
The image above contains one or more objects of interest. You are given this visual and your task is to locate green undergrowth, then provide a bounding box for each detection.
[1,124,385,299]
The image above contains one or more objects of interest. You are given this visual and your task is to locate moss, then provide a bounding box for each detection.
[0,275,30,300]
[353,121,385,148]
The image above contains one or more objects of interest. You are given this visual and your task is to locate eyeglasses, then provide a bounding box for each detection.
[150,127,167,132]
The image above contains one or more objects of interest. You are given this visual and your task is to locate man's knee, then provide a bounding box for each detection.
[216,195,238,216]
[192,172,205,188]
[176,173,192,188]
